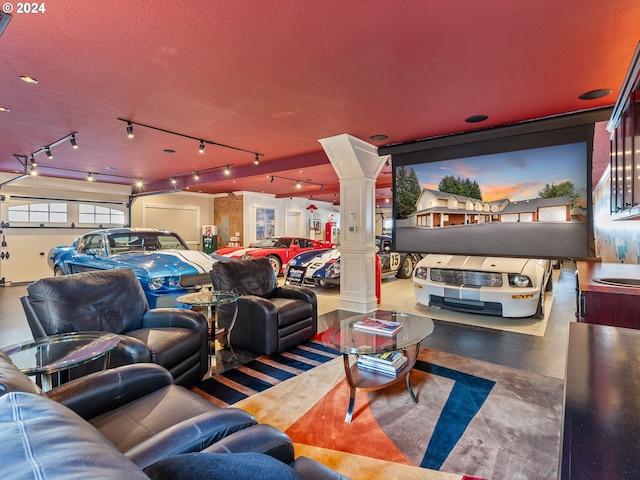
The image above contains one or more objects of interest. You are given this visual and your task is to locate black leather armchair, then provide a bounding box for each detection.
[0,350,350,479]
[20,268,208,387]
[210,257,318,356]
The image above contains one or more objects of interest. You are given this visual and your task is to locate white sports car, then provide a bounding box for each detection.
[413,255,552,318]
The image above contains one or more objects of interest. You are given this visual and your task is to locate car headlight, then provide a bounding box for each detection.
[414,266,428,280]
[508,274,532,288]
[148,277,164,290]
[167,276,180,287]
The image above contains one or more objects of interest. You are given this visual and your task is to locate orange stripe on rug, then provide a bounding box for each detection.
[284,380,414,465]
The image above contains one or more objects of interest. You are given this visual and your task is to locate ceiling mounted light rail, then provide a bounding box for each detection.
[117,118,263,162]
[269,175,325,191]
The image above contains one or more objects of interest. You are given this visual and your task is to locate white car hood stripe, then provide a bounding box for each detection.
[169,250,214,273]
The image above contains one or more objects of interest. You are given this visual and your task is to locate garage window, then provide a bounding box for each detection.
[78,204,125,225]
[8,202,67,223]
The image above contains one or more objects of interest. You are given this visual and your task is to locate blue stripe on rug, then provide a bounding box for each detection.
[414,360,496,470]
[196,340,338,402]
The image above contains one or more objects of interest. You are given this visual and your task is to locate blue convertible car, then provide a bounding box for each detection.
[48,228,217,308]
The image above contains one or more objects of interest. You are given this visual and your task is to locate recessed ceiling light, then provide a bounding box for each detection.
[19,75,38,84]
[579,89,613,100]
[465,115,488,123]
[370,134,388,141]
[0,106,9,112]
[163,149,175,153]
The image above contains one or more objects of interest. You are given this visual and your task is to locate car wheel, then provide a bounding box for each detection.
[54,266,64,276]
[545,272,553,292]
[267,255,282,275]
[533,290,545,319]
[396,255,414,279]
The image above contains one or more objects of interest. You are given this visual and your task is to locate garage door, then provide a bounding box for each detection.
[501,214,518,223]
[539,206,566,222]
[519,213,533,222]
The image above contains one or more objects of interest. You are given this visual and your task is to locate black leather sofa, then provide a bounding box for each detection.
[210,257,318,355]
[20,268,209,387]
[0,350,349,479]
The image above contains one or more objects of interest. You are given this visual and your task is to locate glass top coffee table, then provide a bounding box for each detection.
[3,332,120,391]
[177,290,240,366]
[322,310,434,422]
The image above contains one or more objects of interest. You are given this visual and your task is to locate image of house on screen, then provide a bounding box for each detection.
[412,189,573,228]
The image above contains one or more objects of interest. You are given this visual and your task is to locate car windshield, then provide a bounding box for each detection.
[108,233,189,254]
[250,237,291,248]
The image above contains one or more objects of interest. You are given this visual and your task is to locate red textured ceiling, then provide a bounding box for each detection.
[1,0,638,205]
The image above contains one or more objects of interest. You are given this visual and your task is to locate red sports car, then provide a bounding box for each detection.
[213,236,333,275]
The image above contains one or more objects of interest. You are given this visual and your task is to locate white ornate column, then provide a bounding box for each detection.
[318,134,388,313]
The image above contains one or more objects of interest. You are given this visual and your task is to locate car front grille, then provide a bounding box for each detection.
[430,268,503,287]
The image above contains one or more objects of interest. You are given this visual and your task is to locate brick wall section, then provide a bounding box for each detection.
[213,193,244,249]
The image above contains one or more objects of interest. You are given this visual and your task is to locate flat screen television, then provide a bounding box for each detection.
[391,122,597,260]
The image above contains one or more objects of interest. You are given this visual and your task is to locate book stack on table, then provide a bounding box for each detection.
[357,351,408,377]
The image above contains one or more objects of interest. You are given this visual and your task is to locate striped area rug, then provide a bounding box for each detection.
[193,340,340,407]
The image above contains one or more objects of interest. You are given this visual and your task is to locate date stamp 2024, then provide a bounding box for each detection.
[3,3,46,14]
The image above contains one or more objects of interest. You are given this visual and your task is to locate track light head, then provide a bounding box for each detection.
[170,176,177,184]
[194,171,200,180]
[296,181,301,189]
[30,164,38,176]
[199,141,205,154]
[29,155,37,168]
[126,122,134,138]
[321,184,325,191]
[45,147,53,159]
[270,176,274,183]
[254,154,259,165]
[224,165,231,175]
[70,134,79,149]
[87,172,95,182]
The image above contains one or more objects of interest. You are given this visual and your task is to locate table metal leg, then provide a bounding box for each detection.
[343,354,356,423]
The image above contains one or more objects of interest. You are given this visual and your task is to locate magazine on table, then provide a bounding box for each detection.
[353,317,404,336]
[357,352,407,376]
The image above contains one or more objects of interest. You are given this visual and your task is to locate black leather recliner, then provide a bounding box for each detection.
[0,350,349,479]
[210,257,318,356]
[20,268,209,387]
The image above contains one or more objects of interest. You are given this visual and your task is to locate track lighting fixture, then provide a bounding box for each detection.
[224,165,231,175]
[45,147,53,159]
[87,172,95,182]
[117,118,262,166]
[170,176,177,184]
[269,175,325,192]
[135,179,143,188]
[29,155,37,168]
[194,171,200,180]
[30,164,37,176]
[70,134,79,149]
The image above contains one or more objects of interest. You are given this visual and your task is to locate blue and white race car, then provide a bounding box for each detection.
[284,235,421,287]
[47,228,218,308]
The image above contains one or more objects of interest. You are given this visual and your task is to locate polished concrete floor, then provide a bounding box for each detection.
[0,261,576,380]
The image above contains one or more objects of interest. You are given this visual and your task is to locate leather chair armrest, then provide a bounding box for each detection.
[110,334,152,366]
[45,363,173,419]
[141,308,207,333]
[275,285,317,304]
[126,409,259,469]
[290,456,352,480]
[201,424,295,464]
